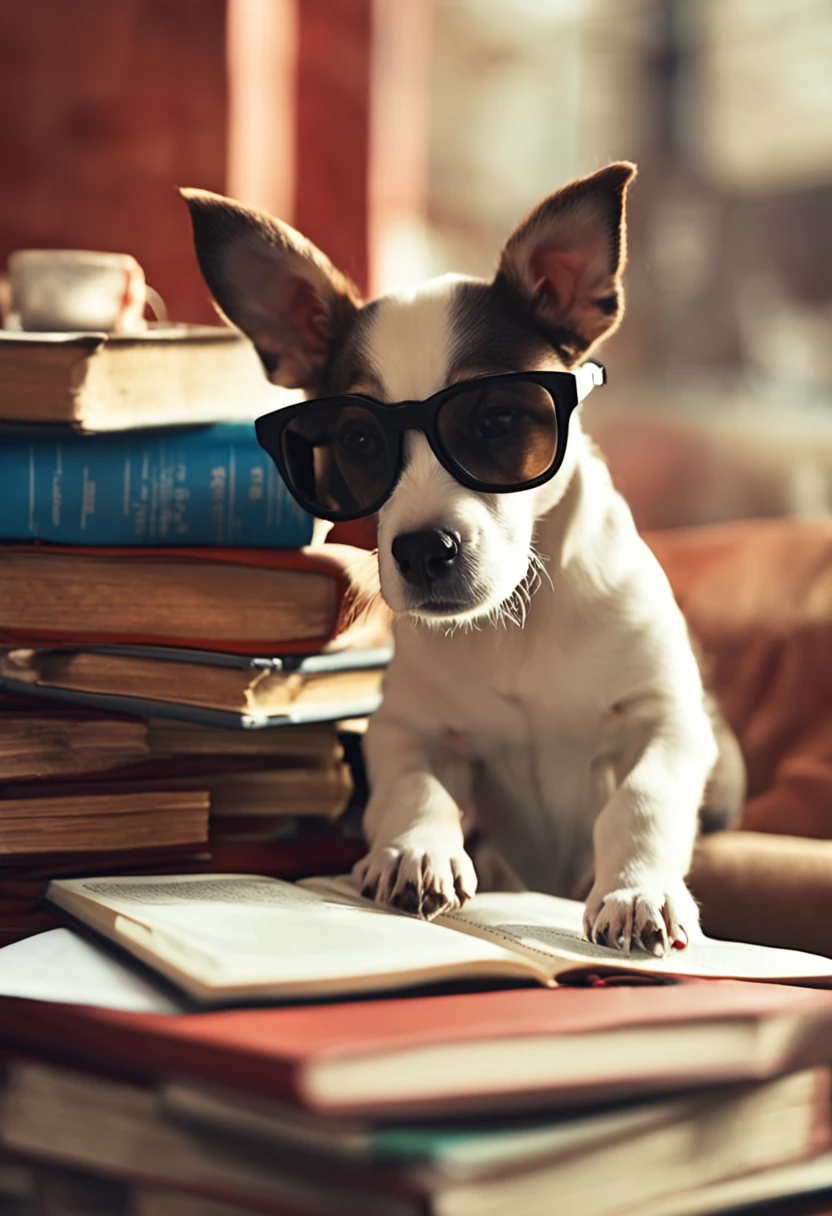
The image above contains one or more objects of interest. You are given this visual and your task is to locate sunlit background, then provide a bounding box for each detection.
[2,0,831,529]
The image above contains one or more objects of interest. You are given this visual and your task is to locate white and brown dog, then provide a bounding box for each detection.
[183,162,739,956]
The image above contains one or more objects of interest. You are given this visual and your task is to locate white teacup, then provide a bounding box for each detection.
[7,249,149,333]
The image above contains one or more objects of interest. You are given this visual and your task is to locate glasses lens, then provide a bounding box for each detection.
[436,379,558,487]
[278,401,393,518]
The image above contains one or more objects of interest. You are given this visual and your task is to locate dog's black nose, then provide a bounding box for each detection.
[391,529,461,588]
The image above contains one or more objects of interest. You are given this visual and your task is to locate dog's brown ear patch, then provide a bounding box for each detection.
[180,188,362,389]
[496,162,636,364]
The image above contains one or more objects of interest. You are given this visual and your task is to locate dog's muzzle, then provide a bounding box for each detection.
[390,527,481,616]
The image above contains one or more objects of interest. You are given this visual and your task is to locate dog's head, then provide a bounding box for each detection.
[182,163,635,624]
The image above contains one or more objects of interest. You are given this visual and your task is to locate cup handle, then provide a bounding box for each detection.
[145,285,168,324]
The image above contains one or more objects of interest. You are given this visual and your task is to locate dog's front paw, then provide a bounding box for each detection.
[352,835,478,919]
[582,880,700,957]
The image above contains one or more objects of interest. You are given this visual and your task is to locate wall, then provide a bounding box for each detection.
[0,0,229,323]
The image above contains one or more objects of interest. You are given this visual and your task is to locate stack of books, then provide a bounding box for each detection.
[0,325,389,946]
[6,326,832,1216]
[4,874,832,1215]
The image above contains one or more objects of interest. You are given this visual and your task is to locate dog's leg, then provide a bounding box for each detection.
[700,693,746,833]
[583,714,716,956]
[352,717,478,919]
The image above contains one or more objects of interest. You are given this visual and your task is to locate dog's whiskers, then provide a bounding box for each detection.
[529,547,554,592]
[408,549,552,636]
[486,548,551,631]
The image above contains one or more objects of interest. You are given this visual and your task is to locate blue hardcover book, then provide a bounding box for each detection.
[0,423,314,547]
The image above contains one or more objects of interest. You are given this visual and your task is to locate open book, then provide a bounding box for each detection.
[45,872,832,1006]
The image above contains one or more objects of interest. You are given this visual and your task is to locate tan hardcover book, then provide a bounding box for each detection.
[0,713,150,781]
[0,791,209,856]
[51,764,354,821]
[199,765,353,819]
[0,648,386,720]
[2,1060,830,1216]
[159,1070,832,1216]
[147,719,342,762]
[0,546,363,655]
[0,325,281,431]
[0,1062,386,1216]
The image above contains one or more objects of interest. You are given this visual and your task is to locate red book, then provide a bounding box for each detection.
[4,982,832,1119]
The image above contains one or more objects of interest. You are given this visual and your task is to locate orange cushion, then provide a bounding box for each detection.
[646,520,832,838]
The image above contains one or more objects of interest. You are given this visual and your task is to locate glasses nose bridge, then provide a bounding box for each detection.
[386,396,434,441]
[384,398,448,477]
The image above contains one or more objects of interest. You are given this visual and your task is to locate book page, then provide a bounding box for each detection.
[302,877,832,985]
[442,891,832,983]
[0,928,180,1014]
[47,874,543,1000]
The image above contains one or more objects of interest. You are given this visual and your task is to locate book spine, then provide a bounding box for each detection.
[0,424,313,548]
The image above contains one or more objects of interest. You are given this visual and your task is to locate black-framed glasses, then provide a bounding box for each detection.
[254,362,605,522]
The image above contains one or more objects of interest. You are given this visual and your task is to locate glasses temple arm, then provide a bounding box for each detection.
[575,361,606,404]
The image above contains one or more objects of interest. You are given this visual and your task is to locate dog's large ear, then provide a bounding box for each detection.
[180,189,362,389]
[496,162,636,364]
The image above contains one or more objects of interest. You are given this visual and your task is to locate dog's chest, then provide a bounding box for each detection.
[400,624,635,894]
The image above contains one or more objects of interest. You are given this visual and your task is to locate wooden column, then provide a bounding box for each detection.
[368,0,433,295]
[226,0,297,223]
[294,0,373,296]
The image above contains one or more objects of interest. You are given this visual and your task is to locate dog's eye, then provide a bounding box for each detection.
[476,407,517,441]
[338,421,380,460]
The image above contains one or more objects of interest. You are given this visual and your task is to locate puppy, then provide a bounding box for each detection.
[183,162,733,956]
